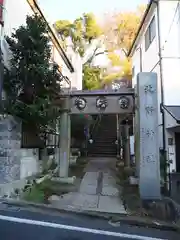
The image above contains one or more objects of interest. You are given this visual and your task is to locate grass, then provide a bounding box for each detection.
[116,166,146,216]
[117,166,173,221]
[22,157,88,204]
[22,184,45,203]
[22,179,69,203]
[121,181,144,215]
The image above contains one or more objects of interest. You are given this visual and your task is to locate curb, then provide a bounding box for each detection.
[0,198,179,232]
[109,216,179,232]
[0,198,111,218]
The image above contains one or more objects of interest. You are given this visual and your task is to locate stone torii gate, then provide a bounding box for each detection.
[58,72,161,200]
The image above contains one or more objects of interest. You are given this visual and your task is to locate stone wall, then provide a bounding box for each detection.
[0,115,21,184]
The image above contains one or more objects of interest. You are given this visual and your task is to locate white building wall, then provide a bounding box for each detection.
[1,0,33,67]
[52,46,71,88]
[132,3,159,84]
[52,37,83,90]
[132,46,141,87]
[132,3,163,149]
[66,37,82,90]
[1,0,81,90]
[70,51,82,90]
[140,8,159,73]
[159,1,180,105]
[3,0,33,36]
[131,0,180,172]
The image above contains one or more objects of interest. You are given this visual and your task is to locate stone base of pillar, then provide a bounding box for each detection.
[52,176,76,184]
[70,156,78,166]
[129,176,139,185]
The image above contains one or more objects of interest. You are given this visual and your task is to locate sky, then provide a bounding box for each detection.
[38,0,149,24]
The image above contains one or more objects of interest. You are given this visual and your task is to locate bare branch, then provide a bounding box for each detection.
[95,50,108,57]
[83,47,108,65]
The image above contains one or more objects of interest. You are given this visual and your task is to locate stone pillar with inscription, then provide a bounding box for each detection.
[137,73,161,200]
[134,84,140,177]
[0,115,21,184]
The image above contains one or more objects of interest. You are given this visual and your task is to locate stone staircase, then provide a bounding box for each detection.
[88,115,117,157]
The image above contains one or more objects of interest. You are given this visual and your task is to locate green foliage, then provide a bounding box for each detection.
[55,13,103,90]
[3,14,62,132]
[83,64,102,90]
[55,19,72,37]
[55,13,102,57]
[22,184,45,203]
[101,6,145,82]
[83,13,102,42]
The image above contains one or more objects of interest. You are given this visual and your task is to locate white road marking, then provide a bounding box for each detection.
[0,214,167,240]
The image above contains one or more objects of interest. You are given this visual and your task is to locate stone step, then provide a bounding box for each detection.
[89,149,117,152]
[88,154,117,157]
[90,143,117,146]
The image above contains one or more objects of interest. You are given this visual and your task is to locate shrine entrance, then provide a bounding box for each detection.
[69,88,134,158]
[57,72,161,201]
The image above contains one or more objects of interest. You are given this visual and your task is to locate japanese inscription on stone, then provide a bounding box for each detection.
[137,73,161,200]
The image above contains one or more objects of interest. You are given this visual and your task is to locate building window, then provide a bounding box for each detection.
[168,138,173,146]
[145,16,156,51]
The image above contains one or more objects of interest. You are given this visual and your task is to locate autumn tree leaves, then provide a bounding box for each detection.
[55,6,146,89]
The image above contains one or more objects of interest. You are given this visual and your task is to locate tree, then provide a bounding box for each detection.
[83,64,102,90]
[55,13,104,89]
[55,13,102,58]
[3,14,62,133]
[55,6,146,89]
[103,6,145,52]
[102,5,146,84]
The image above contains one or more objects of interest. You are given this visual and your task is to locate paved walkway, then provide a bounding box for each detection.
[49,157,126,214]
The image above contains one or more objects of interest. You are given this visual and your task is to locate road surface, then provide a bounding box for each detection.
[0,203,179,240]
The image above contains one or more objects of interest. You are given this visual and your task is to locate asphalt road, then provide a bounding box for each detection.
[0,204,179,240]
